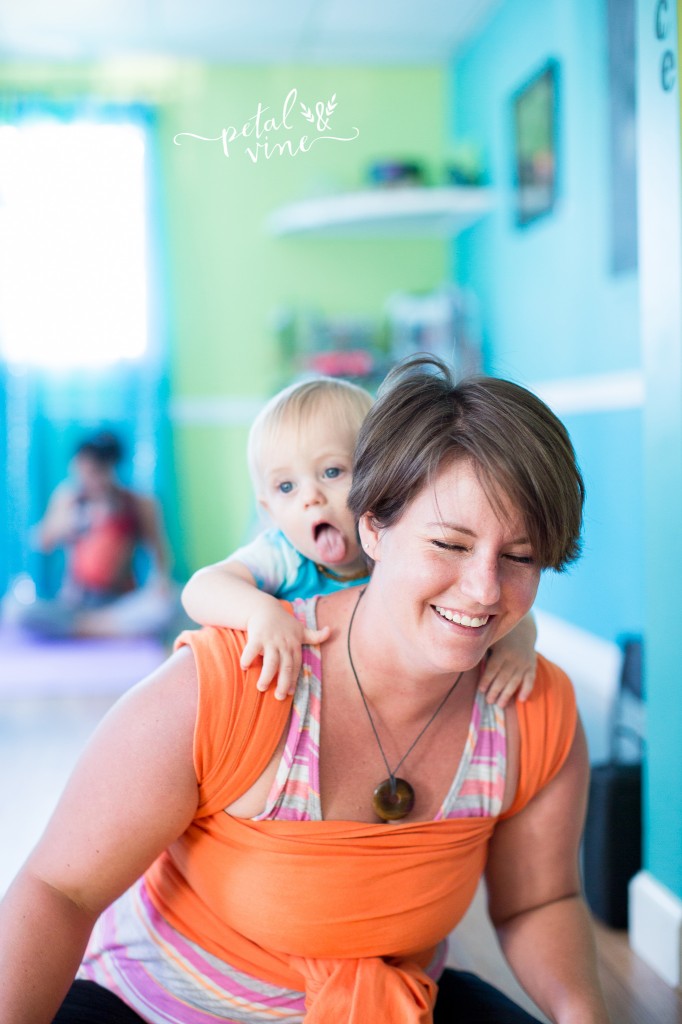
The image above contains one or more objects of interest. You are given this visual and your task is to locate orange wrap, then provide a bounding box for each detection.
[293,955,437,1022]
[143,624,577,1023]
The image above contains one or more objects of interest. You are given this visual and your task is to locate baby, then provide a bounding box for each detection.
[182,375,538,703]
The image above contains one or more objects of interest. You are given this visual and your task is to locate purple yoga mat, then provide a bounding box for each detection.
[0,624,168,699]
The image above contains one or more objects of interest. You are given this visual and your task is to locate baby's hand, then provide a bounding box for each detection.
[241,604,330,700]
[478,634,537,708]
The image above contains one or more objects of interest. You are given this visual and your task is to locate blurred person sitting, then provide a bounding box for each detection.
[15,431,180,641]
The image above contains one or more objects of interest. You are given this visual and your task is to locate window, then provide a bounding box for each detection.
[0,119,148,367]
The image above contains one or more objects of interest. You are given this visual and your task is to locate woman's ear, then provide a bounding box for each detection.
[358,513,382,562]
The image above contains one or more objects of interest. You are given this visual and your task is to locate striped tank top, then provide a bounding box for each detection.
[78,597,507,1023]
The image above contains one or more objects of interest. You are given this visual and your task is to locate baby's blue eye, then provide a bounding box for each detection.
[324,467,341,479]
[278,481,293,494]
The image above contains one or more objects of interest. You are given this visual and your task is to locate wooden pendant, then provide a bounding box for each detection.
[372,777,415,822]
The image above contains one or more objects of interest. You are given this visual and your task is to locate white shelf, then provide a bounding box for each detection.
[266,186,494,239]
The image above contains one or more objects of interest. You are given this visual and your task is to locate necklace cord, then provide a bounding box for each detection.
[346,588,464,789]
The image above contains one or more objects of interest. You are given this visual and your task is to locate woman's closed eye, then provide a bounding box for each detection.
[504,553,535,565]
[431,539,466,552]
[431,539,535,565]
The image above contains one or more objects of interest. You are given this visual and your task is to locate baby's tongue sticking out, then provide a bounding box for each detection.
[314,523,347,564]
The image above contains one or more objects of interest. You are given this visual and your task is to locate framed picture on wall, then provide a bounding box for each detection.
[512,60,559,227]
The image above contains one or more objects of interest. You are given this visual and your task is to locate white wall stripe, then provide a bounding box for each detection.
[169,396,265,426]
[170,371,646,426]
[528,369,645,415]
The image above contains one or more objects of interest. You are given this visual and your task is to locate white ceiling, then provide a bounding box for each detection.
[0,0,503,64]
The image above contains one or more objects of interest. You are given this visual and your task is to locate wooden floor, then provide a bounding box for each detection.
[1,692,680,1023]
[593,919,682,1024]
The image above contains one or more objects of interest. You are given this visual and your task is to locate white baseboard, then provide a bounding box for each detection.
[534,609,622,764]
[629,871,682,987]
[170,395,264,425]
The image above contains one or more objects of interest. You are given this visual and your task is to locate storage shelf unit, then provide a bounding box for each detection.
[266,186,494,239]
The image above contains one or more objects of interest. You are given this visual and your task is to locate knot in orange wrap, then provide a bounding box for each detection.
[291,954,437,1023]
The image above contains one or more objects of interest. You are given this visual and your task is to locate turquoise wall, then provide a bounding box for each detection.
[537,407,644,638]
[637,0,682,900]
[450,0,642,643]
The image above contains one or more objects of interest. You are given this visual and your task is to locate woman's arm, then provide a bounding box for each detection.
[485,721,611,1024]
[0,648,200,1024]
[32,482,79,552]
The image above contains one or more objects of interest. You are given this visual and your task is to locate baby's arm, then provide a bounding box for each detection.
[479,611,537,708]
[181,560,329,699]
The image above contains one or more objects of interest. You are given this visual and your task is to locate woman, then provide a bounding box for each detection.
[17,430,179,640]
[0,356,611,1023]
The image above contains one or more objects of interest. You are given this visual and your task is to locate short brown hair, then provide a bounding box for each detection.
[248,376,373,494]
[348,355,584,571]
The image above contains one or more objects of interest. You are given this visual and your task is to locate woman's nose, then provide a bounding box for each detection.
[459,556,501,607]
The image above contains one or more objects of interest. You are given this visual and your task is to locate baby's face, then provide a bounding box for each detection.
[257,419,365,576]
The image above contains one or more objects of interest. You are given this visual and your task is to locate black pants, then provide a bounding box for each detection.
[55,973,543,1022]
[53,982,144,1024]
[434,969,543,1022]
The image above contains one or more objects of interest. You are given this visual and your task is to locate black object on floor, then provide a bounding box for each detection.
[583,760,642,928]
[582,635,644,929]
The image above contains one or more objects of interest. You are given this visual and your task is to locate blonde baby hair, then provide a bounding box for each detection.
[247,376,374,496]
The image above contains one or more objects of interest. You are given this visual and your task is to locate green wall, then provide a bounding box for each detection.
[0,62,450,574]
[156,65,449,570]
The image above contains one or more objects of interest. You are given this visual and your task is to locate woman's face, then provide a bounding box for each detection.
[72,454,115,499]
[360,458,541,677]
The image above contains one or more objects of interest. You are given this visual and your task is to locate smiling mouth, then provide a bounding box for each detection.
[434,606,490,628]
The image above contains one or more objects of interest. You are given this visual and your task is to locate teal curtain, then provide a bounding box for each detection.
[0,98,184,599]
